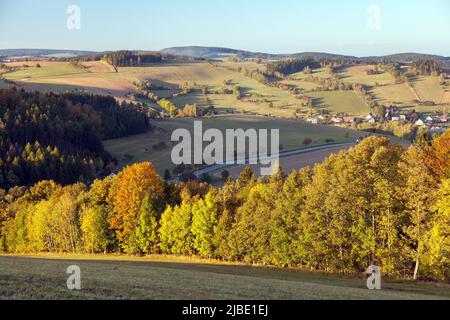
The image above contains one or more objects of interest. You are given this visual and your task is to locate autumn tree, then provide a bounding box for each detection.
[228,183,275,263]
[424,131,450,181]
[398,145,437,280]
[80,205,110,253]
[159,200,194,255]
[270,168,311,266]
[108,162,163,252]
[135,195,159,254]
[191,191,219,257]
[424,178,450,280]
[213,180,240,260]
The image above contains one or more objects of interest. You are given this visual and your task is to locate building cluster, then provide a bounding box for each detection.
[306,104,449,130]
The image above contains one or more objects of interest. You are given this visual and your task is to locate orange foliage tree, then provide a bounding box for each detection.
[108,162,164,250]
[425,131,450,180]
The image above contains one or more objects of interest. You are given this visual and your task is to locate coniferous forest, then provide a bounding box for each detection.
[0,88,149,188]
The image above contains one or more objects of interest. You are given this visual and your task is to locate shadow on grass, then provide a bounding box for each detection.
[2,255,449,298]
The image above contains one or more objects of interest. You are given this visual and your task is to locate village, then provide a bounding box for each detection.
[305,104,449,133]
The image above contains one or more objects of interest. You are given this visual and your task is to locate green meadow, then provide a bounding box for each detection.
[1,255,448,300]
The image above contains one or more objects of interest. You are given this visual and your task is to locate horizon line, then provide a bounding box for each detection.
[0,47,449,58]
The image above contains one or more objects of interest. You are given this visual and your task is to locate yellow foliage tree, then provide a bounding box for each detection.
[425,178,450,280]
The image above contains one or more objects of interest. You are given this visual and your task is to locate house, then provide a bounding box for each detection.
[331,117,343,123]
[368,117,377,123]
[306,117,319,124]
[440,115,448,123]
[366,114,376,123]
[415,119,425,127]
[343,117,355,123]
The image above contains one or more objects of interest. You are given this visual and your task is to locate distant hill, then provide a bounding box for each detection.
[363,53,450,65]
[0,49,97,57]
[163,46,450,66]
[161,46,357,60]
[2,47,449,67]
[162,46,245,59]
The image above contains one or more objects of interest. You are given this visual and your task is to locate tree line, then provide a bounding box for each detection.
[1,133,449,281]
[267,57,321,76]
[70,50,201,68]
[0,88,150,188]
[103,51,163,68]
[410,59,442,76]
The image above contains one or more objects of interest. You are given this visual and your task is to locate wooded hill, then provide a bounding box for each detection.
[0,88,150,188]
[162,46,450,66]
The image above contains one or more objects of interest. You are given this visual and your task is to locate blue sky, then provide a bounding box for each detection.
[0,0,449,56]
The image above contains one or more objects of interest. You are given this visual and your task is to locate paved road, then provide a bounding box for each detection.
[171,142,354,182]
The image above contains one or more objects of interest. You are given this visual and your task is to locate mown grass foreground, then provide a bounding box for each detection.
[0,255,448,300]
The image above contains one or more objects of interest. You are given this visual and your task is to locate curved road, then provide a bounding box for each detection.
[171,142,354,182]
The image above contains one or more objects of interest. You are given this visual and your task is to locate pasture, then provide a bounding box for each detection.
[310,91,369,114]
[412,75,446,103]
[3,61,85,80]
[372,83,417,104]
[3,60,448,116]
[0,255,448,300]
[103,115,363,174]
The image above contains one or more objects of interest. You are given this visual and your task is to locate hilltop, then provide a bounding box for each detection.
[162,46,450,66]
[2,47,449,66]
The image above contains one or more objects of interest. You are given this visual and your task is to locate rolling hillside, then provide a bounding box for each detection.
[163,46,450,66]
[3,57,448,117]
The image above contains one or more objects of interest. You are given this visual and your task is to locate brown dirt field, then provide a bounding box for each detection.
[81,61,116,73]
[212,145,348,180]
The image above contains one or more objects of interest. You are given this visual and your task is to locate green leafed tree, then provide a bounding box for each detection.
[191,192,218,257]
[135,195,159,254]
[159,201,194,255]
[80,204,110,253]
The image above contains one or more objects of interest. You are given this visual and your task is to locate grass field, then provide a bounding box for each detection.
[103,115,364,174]
[4,60,448,116]
[339,65,396,86]
[4,61,303,116]
[412,76,446,103]
[310,91,369,114]
[280,79,322,91]
[4,62,86,80]
[0,255,448,300]
[210,145,350,181]
[372,83,417,104]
